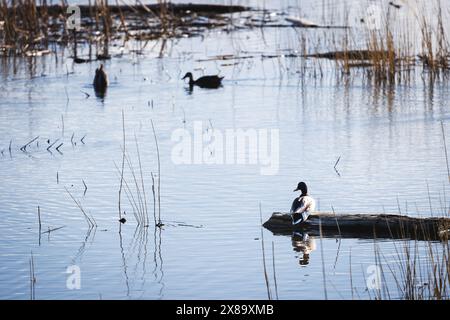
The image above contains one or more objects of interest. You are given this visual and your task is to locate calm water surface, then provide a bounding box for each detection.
[0,0,449,299]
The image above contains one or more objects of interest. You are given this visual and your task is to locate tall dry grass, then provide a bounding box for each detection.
[295,0,449,85]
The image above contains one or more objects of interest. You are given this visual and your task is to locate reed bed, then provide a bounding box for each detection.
[114,114,163,228]
[346,180,450,300]
[0,0,248,57]
[1,1,448,86]
[378,135,450,300]
[298,0,450,85]
[372,232,450,300]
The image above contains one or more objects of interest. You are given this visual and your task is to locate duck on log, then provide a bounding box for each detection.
[263,212,450,241]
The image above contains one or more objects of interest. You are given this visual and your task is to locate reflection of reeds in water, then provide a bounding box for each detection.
[116,222,164,298]
[29,251,36,300]
[72,224,97,265]
[259,203,271,300]
[271,241,279,300]
[319,218,328,300]
[259,203,280,300]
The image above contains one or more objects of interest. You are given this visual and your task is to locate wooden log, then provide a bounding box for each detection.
[285,16,319,28]
[306,50,393,60]
[263,212,450,241]
[30,3,250,17]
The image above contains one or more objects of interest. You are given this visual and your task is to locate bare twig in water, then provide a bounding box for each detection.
[41,226,65,234]
[259,203,272,300]
[37,206,42,246]
[65,186,95,228]
[55,143,63,152]
[334,156,341,176]
[82,179,88,196]
[334,156,341,169]
[20,136,39,152]
[61,115,64,137]
[71,133,75,146]
[46,138,60,151]
[151,119,162,227]
[64,87,69,105]
[37,206,42,232]
[8,139,12,155]
[441,121,450,183]
[118,110,126,221]
[331,206,342,270]
[81,134,87,144]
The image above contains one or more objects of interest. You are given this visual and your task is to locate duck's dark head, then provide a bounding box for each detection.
[293,181,308,196]
[182,72,193,82]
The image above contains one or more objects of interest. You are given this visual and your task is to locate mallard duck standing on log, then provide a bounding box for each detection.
[290,182,316,225]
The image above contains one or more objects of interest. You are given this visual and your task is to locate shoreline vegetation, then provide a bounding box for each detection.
[0,1,449,83]
[0,1,250,59]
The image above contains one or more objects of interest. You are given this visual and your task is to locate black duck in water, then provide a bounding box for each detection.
[182,72,224,89]
[93,64,108,96]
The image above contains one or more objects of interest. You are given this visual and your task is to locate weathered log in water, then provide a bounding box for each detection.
[284,16,349,29]
[306,50,392,60]
[24,3,250,17]
[263,212,450,241]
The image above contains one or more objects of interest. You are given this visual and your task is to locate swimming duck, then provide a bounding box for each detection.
[93,64,108,94]
[290,182,316,225]
[182,72,224,89]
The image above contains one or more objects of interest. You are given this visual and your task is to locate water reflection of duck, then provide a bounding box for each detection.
[182,72,224,89]
[292,231,316,266]
[93,64,108,96]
